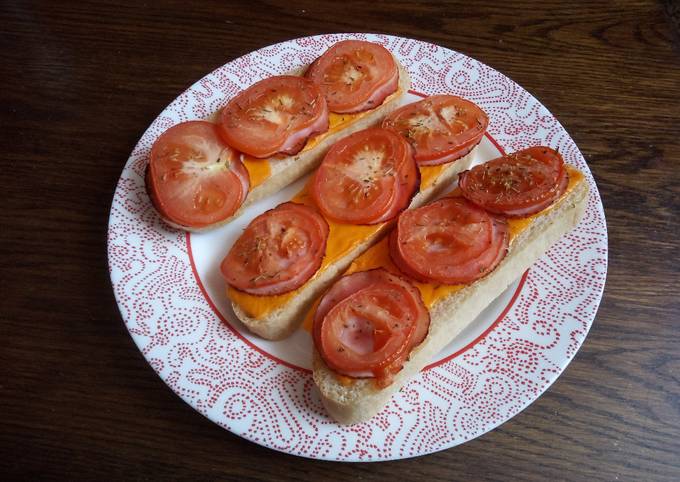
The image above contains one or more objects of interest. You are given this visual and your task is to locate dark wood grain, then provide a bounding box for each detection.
[2,0,679,479]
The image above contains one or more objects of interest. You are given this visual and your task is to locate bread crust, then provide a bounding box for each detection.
[151,60,412,233]
[313,175,590,424]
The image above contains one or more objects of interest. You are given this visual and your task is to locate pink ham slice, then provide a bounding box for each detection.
[221,202,329,295]
[306,40,399,114]
[313,268,430,380]
[390,197,509,285]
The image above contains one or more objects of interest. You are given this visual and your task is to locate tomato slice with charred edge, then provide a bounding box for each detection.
[382,95,488,165]
[310,128,418,225]
[313,269,430,383]
[219,75,329,158]
[306,40,399,114]
[147,121,249,228]
[390,197,509,285]
[459,146,569,217]
[221,202,329,295]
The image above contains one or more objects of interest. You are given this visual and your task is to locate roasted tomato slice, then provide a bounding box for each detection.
[146,121,249,228]
[459,146,569,217]
[390,197,509,285]
[305,40,399,114]
[382,95,488,165]
[310,127,418,225]
[313,269,430,382]
[219,75,329,158]
[221,202,329,295]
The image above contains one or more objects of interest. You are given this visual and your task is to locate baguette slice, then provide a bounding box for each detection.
[230,145,480,340]
[156,61,411,233]
[313,171,589,424]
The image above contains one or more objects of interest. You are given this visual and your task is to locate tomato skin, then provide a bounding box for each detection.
[416,138,479,167]
[221,202,329,295]
[388,229,432,283]
[147,121,249,229]
[219,75,329,158]
[390,196,509,285]
[382,95,488,165]
[313,269,430,382]
[370,149,420,224]
[306,40,399,113]
[319,288,416,375]
[310,127,418,225]
[459,146,568,217]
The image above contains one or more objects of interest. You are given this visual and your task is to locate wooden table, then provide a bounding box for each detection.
[3,1,679,479]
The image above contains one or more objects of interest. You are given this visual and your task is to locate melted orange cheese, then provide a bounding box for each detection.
[300,166,584,331]
[228,156,448,319]
[241,155,272,188]
[418,163,449,190]
[240,89,403,191]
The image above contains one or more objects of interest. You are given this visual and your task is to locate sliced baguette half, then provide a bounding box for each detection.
[231,145,481,340]
[153,61,411,233]
[313,171,589,424]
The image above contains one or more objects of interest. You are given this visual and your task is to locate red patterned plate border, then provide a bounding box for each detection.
[107,33,607,461]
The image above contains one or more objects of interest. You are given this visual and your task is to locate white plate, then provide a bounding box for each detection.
[108,33,608,461]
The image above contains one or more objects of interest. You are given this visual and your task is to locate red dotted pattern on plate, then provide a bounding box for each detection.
[108,33,607,461]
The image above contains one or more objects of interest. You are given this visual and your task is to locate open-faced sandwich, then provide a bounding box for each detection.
[310,147,589,424]
[144,40,413,231]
